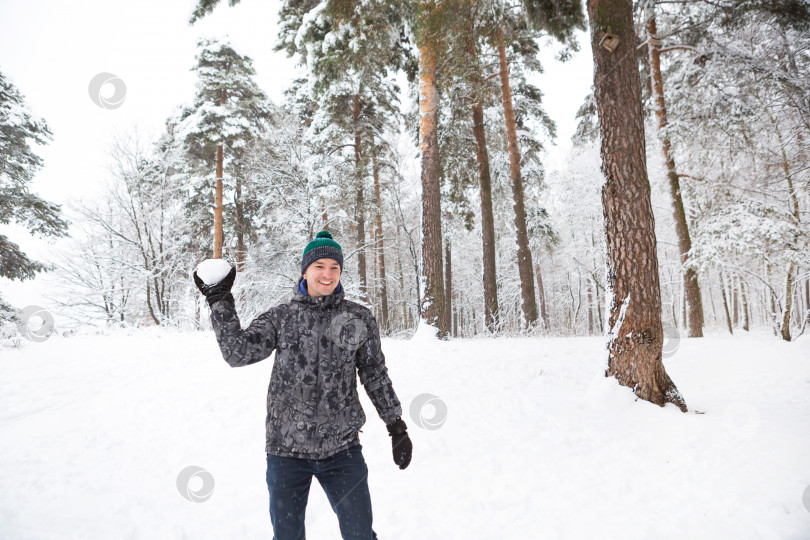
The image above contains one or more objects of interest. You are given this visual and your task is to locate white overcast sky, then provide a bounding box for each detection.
[0,0,592,311]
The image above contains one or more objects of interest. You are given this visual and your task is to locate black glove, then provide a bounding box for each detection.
[193,265,236,306]
[386,418,412,470]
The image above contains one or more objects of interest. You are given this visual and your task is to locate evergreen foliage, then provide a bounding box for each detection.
[0,70,68,320]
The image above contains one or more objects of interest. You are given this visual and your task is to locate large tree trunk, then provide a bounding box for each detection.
[372,150,389,332]
[496,27,539,328]
[646,10,704,338]
[417,18,448,337]
[353,94,368,304]
[470,100,500,332]
[588,0,686,412]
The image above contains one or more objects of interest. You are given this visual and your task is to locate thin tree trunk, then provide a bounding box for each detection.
[707,271,717,323]
[719,270,733,335]
[470,100,500,332]
[588,0,686,411]
[767,262,777,331]
[235,170,245,271]
[792,273,802,327]
[587,274,595,335]
[453,292,459,337]
[680,274,687,329]
[445,238,453,337]
[214,146,223,258]
[213,88,226,259]
[646,10,704,338]
[417,22,448,336]
[732,274,739,327]
[535,263,549,331]
[591,228,604,333]
[780,130,800,341]
[372,151,389,332]
[353,94,368,304]
[782,263,795,341]
[397,252,408,331]
[145,281,159,325]
[740,278,750,331]
[496,27,539,328]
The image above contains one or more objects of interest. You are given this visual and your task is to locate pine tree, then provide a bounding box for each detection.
[444,0,583,331]
[0,70,68,316]
[501,0,585,329]
[442,2,502,333]
[175,37,274,263]
[640,2,705,338]
[587,0,687,411]
[414,0,451,336]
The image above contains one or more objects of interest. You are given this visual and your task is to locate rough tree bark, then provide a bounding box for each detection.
[417,6,448,337]
[588,0,686,412]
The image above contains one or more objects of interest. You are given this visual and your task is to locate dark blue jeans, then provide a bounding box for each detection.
[265,444,379,540]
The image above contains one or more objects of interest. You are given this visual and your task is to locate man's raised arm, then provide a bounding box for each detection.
[194,262,278,367]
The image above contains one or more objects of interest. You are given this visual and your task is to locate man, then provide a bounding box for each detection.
[193,230,412,540]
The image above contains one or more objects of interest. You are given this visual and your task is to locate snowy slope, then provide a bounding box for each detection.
[1,329,808,539]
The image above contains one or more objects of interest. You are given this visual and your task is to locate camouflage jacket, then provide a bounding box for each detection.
[209,279,403,459]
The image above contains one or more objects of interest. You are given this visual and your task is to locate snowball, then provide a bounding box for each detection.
[196,259,232,285]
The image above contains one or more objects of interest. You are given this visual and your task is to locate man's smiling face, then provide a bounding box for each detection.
[303,258,341,297]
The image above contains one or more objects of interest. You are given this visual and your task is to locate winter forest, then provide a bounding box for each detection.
[6,3,810,365]
[2,0,810,537]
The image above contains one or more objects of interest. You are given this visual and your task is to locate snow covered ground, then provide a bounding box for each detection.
[1,327,809,539]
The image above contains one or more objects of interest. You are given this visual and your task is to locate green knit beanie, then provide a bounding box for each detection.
[301,230,343,275]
